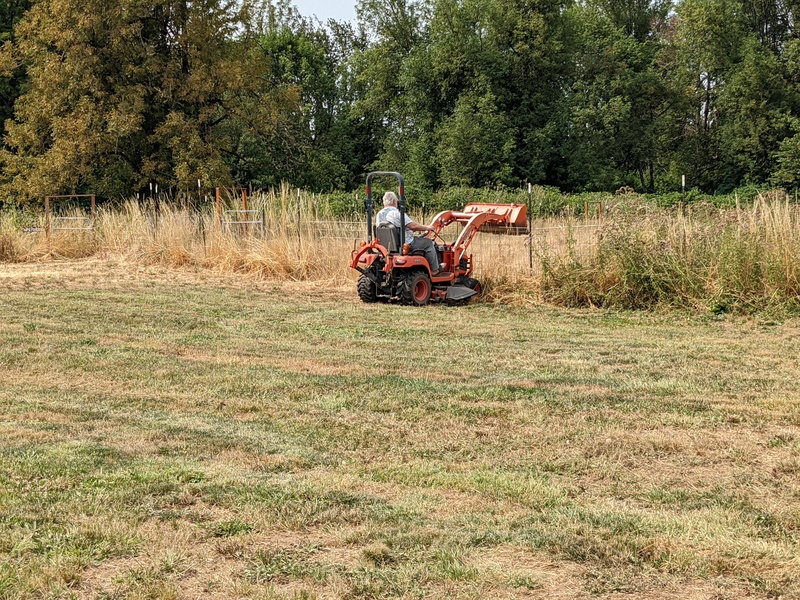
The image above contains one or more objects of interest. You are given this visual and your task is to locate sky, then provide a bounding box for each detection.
[291,0,357,23]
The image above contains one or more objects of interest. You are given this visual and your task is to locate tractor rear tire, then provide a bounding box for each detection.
[399,271,432,306]
[357,273,379,303]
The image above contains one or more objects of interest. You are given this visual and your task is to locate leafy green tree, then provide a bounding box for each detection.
[667,0,799,190]
[482,0,570,186]
[735,0,794,52]
[773,123,800,188]
[562,1,673,191]
[0,0,30,147]
[772,38,800,188]
[3,0,800,199]
[247,19,342,188]
[435,87,516,186]
[352,0,425,180]
[219,3,374,191]
[717,36,791,187]
[357,0,569,190]
[666,0,743,190]
[595,0,670,41]
[0,0,295,200]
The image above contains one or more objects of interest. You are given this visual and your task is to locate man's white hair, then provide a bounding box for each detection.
[383,191,398,207]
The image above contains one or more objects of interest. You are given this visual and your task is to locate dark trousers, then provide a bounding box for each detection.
[411,237,439,271]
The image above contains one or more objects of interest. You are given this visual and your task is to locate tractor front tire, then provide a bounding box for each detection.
[462,277,483,299]
[357,273,379,303]
[399,271,432,306]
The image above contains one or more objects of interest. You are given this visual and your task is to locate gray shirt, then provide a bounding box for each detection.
[375,206,415,245]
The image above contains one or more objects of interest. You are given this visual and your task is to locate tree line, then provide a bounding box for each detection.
[1,0,800,202]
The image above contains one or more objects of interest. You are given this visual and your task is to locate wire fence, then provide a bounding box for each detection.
[13,208,604,241]
[5,202,605,275]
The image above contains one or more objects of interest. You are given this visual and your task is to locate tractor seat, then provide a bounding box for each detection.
[375,222,401,253]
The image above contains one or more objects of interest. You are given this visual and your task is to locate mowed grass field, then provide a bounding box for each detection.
[0,261,798,599]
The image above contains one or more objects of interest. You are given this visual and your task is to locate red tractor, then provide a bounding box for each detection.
[350,171,528,306]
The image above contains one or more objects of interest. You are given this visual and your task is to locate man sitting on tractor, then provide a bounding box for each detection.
[376,191,441,274]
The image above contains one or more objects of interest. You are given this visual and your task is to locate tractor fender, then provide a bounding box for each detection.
[390,256,452,282]
[388,255,430,273]
[351,242,388,270]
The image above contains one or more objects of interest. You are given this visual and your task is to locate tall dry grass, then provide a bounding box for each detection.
[0,188,360,282]
[539,194,800,311]
[3,189,800,311]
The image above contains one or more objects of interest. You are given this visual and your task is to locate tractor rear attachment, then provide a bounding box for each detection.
[350,172,527,306]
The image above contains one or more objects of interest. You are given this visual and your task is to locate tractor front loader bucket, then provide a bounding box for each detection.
[462,203,528,235]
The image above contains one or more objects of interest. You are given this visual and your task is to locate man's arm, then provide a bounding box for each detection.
[389,207,436,234]
[406,220,435,234]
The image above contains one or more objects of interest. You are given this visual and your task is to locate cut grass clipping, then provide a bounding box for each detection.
[0,262,798,598]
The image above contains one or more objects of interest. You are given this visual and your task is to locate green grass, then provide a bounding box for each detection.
[0,261,798,599]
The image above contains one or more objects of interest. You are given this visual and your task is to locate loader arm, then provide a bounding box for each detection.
[427,202,527,270]
[451,212,507,266]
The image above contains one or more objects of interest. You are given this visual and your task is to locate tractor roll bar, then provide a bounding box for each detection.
[365,171,405,243]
